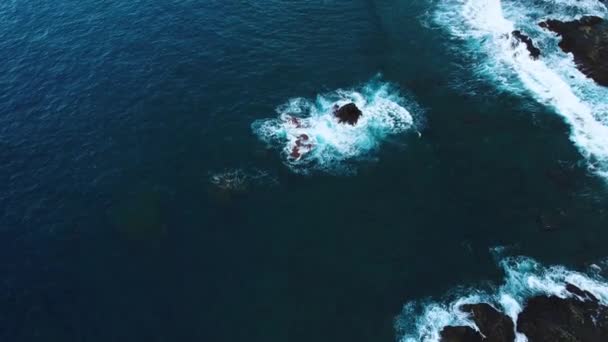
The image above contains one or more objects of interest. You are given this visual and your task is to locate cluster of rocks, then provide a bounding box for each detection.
[440,284,608,342]
[287,102,363,160]
[511,13,607,87]
[540,16,608,86]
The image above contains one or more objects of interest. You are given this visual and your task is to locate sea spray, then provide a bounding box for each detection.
[434,0,608,178]
[396,254,608,342]
[252,78,419,174]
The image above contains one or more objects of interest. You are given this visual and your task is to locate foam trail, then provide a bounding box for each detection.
[252,78,418,174]
[435,0,608,178]
[396,255,608,342]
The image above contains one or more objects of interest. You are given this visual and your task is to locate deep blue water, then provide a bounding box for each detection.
[2,0,608,341]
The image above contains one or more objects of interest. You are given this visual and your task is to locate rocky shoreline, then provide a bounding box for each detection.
[440,283,608,342]
[539,16,608,87]
[508,13,608,87]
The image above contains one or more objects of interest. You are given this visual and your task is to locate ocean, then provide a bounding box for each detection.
[1,0,608,341]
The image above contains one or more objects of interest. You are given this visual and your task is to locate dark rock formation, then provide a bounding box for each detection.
[439,303,515,342]
[539,16,608,86]
[565,283,598,302]
[333,103,363,125]
[439,286,608,342]
[512,30,541,59]
[440,326,483,342]
[517,284,608,341]
[460,303,515,342]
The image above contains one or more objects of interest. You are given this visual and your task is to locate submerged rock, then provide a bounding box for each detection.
[290,134,313,160]
[440,326,483,342]
[517,284,608,341]
[512,30,541,59]
[333,103,363,125]
[539,16,608,86]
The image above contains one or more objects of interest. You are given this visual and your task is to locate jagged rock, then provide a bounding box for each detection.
[512,30,541,59]
[440,326,483,342]
[460,303,515,342]
[439,303,515,342]
[517,284,608,341]
[565,283,598,302]
[333,103,363,125]
[539,16,608,86]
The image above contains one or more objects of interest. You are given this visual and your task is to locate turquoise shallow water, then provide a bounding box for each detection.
[1,0,608,341]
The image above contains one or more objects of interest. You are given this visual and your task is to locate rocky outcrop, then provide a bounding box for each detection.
[517,284,608,341]
[439,303,515,342]
[333,103,363,125]
[539,16,608,86]
[512,31,541,59]
[439,284,608,342]
[440,326,483,342]
[460,303,515,342]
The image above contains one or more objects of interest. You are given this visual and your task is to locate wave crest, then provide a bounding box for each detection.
[435,0,608,178]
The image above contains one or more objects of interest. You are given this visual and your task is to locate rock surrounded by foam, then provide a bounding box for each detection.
[439,303,515,342]
[399,256,608,342]
[540,16,608,86]
[434,0,608,179]
[436,284,608,342]
[251,81,416,174]
[333,103,363,125]
[460,303,515,342]
[517,284,608,341]
[511,31,541,59]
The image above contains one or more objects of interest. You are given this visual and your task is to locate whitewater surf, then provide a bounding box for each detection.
[434,0,608,178]
[252,78,420,174]
[396,252,608,341]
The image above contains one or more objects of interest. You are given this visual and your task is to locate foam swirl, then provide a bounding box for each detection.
[252,79,418,174]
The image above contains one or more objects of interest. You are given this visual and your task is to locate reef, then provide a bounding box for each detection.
[333,102,363,125]
[511,30,541,59]
[539,16,608,86]
[439,284,608,342]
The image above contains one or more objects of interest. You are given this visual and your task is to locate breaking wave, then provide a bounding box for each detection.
[251,78,419,174]
[435,0,608,178]
[396,251,608,342]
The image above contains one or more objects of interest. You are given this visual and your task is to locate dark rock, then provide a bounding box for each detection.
[460,303,515,342]
[333,103,363,125]
[512,30,541,59]
[440,326,483,342]
[565,283,598,303]
[539,16,608,86]
[517,292,608,342]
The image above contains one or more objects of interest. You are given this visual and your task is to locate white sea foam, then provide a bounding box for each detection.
[435,0,608,178]
[252,79,418,174]
[396,254,608,342]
